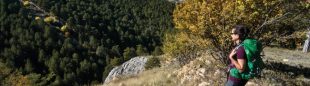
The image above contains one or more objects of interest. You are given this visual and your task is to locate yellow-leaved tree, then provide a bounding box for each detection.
[164,0,310,65]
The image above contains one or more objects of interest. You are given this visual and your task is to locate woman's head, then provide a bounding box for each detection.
[231,25,250,41]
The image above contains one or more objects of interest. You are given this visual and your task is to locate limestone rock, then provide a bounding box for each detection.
[104,56,148,84]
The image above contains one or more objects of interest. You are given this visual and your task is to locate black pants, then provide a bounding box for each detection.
[225,79,248,86]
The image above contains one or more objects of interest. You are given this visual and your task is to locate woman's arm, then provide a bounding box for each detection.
[229,48,246,73]
[229,56,246,72]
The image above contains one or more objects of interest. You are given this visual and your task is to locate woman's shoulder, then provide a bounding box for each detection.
[237,46,245,52]
[236,46,246,59]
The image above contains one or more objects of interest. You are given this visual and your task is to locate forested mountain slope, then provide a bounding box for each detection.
[0,0,174,85]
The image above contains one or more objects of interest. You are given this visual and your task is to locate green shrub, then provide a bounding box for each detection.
[144,57,161,70]
[110,58,122,67]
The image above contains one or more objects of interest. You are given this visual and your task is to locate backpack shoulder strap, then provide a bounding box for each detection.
[234,43,244,50]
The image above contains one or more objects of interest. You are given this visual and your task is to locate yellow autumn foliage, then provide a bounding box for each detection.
[44,16,58,24]
[166,0,310,64]
[23,1,30,7]
[162,31,210,64]
[61,24,68,32]
[35,16,41,20]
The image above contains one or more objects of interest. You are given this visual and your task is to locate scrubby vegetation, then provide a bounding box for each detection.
[164,0,310,65]
[144,57,161,70]
[105,48,310,86]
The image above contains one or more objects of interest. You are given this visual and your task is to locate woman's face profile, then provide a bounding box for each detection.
[231,29,239,41]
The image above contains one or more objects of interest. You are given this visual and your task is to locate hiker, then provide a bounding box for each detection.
[302,31,310,53]
[226,25,249,86]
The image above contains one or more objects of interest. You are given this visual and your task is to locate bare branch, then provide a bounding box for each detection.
[255,12,291,33]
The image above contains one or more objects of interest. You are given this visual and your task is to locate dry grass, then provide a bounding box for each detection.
[103,50,226,86]
[248,47,310,86]
[248,69,310,86]
[104,66,179,86]
[263,47,310,67]
[102,47,310,86]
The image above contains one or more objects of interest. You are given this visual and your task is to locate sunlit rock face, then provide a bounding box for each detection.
[104,56,148,84]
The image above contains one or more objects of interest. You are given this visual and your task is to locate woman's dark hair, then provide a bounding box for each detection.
[233,25,250,41]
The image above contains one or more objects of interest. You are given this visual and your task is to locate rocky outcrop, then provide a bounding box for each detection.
[173,55,227,85]
[104,56,148,84]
